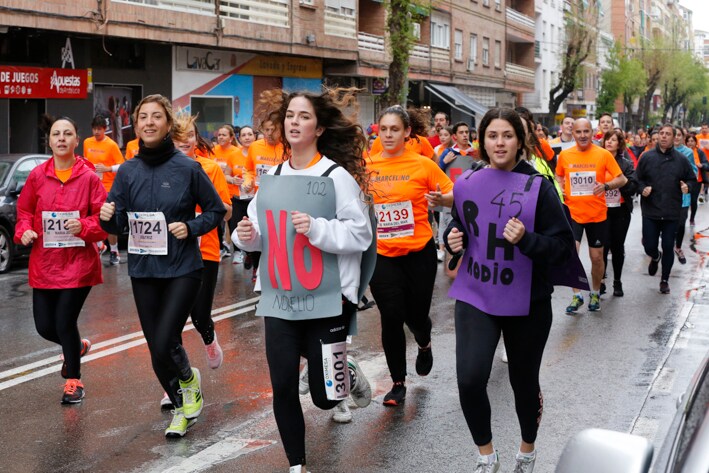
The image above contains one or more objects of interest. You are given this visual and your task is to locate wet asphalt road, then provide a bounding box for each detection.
[1,202,708,473]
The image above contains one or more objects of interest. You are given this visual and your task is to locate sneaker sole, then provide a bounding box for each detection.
[383,398,404,407]
[332,414,352,423]
[348,359,372,408]
[61,392,85,404]
[165,419,196,438]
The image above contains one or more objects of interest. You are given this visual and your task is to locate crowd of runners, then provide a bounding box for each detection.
[13,89,708,473]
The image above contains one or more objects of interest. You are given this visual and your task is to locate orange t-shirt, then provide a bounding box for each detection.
[55,167,72,183]
[229,148,256,198]
[212,144,241,197]
[370,135,436,160]
[696,133,709,157]
[556,144,623,223]
[196,156,231,262]
[124,138,139,160]
[247,139,285,190]
[693,149,704,182]
[83,136,124,192]
[367,149,453,257]
[538,138,555,162]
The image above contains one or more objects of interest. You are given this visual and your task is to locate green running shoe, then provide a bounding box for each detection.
[565,294,584,314]
[165,407,196,438]
[588,293,601,311]
[179,368,203,419]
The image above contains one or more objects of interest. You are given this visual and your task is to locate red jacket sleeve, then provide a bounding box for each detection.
[13,171,39,244]
[76,174,108,243]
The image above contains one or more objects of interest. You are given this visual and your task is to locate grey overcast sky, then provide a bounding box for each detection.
[680,0,709,33]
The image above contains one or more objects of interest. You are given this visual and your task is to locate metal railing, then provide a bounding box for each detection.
[506,62,535,80]
[358,32,385,52]
[219,0,289,27]
[506,7,535,30]
[114,0,215,15]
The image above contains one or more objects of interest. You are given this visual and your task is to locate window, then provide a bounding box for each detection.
[494,0,501,10]
[494,40,501,68]
[550,23,554,49]
[431,13,451,49]
[482,37,489,66]
[469,34,478,64]
[483,0,489,6]
[454,29,463,60]
[191,96,233,138]
[543,21,547,51]
[413,22,421,40]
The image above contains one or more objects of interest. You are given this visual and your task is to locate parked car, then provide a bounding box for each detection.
[556,349,709,472]
[0,154,50,273]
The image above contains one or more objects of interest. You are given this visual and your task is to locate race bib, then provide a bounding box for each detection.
[569,171,596,196]
[255,164,272,186]
[239,184,255,200]
[321,341,349,401]
[375,201,414,240]
[605,188,621,207]
[700,139,709,149]
[42,211,85,248]
[128,211,168,255]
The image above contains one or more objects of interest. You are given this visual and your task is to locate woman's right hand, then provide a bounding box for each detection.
[21,229,38,246]
[236,217,254,241]
[447,227,464,253]
[100,202,116,221]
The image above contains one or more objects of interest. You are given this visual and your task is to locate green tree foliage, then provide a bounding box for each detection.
[597,43,646,128]
[637,37,671,127]
[660,51,708,123]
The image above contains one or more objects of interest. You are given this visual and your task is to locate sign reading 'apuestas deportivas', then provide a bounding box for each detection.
[0,66,88,99]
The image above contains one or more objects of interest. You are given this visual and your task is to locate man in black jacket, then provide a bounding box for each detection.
[636,124,696,294]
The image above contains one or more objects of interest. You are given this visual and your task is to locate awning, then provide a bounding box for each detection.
[425,83,489,117]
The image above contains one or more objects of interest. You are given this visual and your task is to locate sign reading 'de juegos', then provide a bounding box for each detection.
[0,66,88,99]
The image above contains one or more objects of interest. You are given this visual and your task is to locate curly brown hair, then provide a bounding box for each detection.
[256,87,370,196]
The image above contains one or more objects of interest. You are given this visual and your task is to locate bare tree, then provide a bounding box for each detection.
[381,0,415,108]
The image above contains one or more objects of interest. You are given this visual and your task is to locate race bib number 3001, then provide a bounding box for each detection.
[128,212,168,255]
[321,341,350,401]
[569,171,596,196]
[42,211,85,248]
[375,201,414,240]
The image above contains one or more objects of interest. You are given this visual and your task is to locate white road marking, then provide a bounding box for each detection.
[160,438,275,473]
[0,299,259,391]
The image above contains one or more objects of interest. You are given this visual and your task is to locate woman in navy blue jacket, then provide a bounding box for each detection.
[100,94,225,438]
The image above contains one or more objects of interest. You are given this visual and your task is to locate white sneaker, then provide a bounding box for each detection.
[160,391,173,409]
[436,249,445,262]
[205,333,223,369]
[513,451,536,473]
[501,346,508,363]
[348,357,371,408]
[298,362,310,395]
[232,251,244,264]
[288,466,310,473]
[331,400,352,423]
[474,452,500,473]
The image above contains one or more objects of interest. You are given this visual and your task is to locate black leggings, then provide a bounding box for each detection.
[369,239,437,383]
[675,206,689,249]
[131,275,202,407]
[190,260,219,345]
[33,286,92,379]
[455,299,552,446]
[603,205,632,282]
[690,181,701,223]
[265,303,355,467]
[642,217,678,281]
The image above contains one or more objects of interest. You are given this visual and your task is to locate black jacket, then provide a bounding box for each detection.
[444,160,574,302]
[101,138,226,278]
[614,152,639,212]
[636,145,696,221]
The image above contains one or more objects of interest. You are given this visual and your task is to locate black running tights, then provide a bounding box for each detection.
[603,205,632,282]
[264,304,354,467]
[190,260,219,345]
[33,286,91,379]
[642,217,679,281]
[369,239,436,383]
[131,275,202,407]
[455,299,552,446]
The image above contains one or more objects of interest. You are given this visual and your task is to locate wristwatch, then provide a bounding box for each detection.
[604,183,611,191]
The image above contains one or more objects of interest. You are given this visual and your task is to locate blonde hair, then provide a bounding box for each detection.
[133,94,175,130]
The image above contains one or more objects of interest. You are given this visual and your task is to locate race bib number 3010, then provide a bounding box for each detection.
[42,211,85,248]
[128,211,168,255]
[569,171,596,196]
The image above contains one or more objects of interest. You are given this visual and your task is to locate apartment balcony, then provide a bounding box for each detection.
[522,90,543,110]
[357,32,390,63]
[505,62,535,92]
[506,7,535,44]
[324,8,356,39]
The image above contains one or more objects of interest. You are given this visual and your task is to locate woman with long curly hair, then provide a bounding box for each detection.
[234,88,374,473]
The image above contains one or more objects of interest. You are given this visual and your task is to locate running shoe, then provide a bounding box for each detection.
[415,344,433,376]
[383,382,406,407]
[599,282,606,295]
[60,338,92,378]
[674,247,687,264]
[348,357,372,408]
[61,378,85,404]
[288,466,309,473]
[97,240,107,256]
[660,280,670,294]
[501,346,508,363]
[513,451,536,473]
[332,400,352,423]
[178,368,203,419]
[648,251,661,276]
[436,249,445,262]
[160,392,173,410]
[474,453,500,473]
[588,293,601,311]
[109,251,120,265]
[165,407,196,438]
[565,294,584,314]
[243,253,253,270]
[298,363,310,395]
[613,280,624,297]
[232,251,244,265]
[205,333,223,369]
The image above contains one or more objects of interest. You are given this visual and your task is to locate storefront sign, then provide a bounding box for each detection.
[239,56,322,79]
[0,66,88,99]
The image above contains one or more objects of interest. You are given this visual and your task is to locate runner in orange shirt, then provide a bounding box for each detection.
[555,118,627,313]
[226,125,256,265]
[124,137,139,160]
[367,105,453,407]
[245,114,285,282]
[695,122,709,200]
[212,125,241,259]
[369,108,436,159]
[83,115,125,265]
